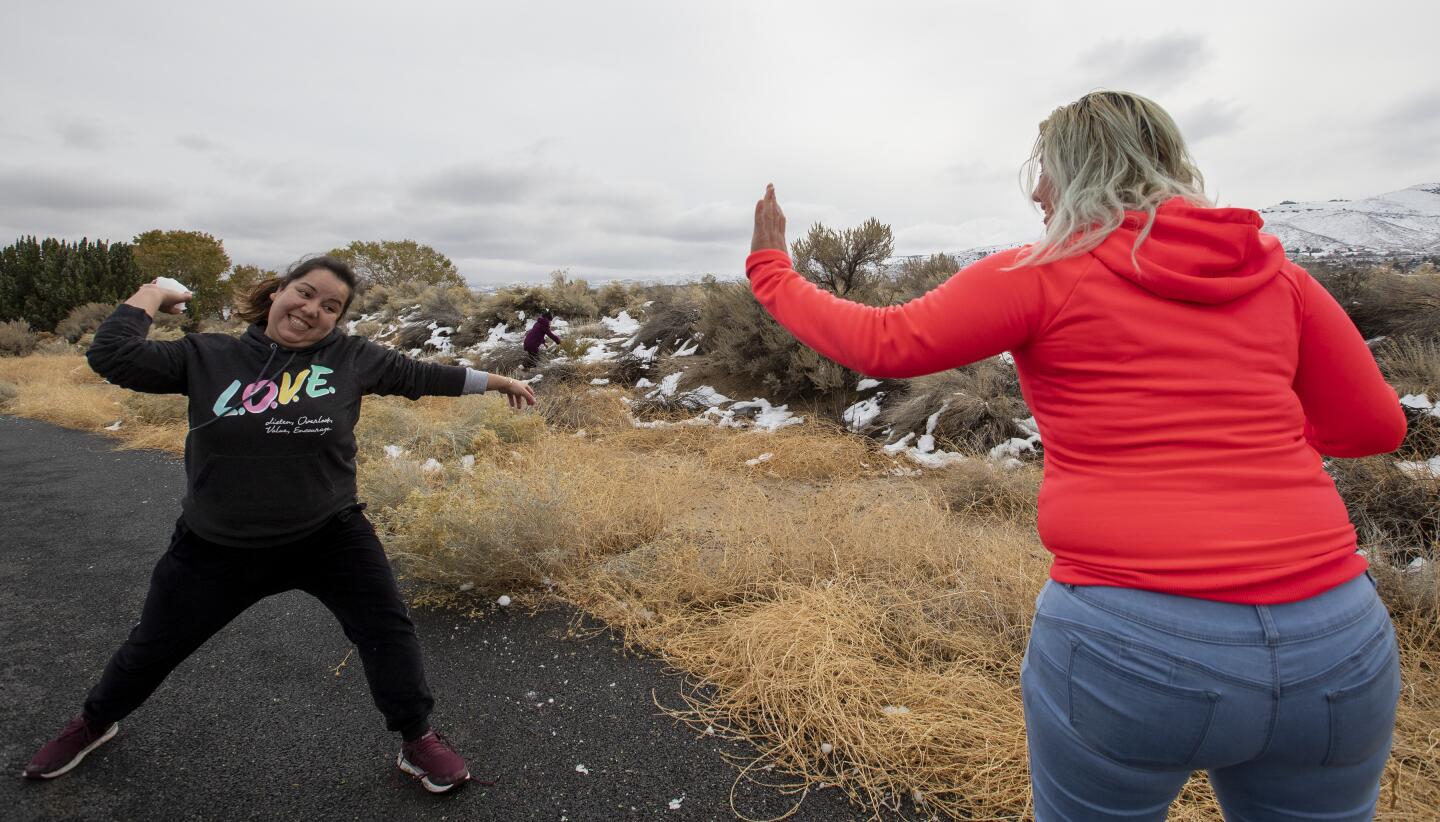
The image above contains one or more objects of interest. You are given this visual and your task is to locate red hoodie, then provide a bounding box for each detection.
[746,199,1407,603]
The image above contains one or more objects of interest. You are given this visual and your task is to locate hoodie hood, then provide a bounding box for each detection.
[1090,198,1287,305]
[242,322,343,355]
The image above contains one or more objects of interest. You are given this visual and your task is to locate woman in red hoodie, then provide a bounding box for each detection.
[748,91,1407,821]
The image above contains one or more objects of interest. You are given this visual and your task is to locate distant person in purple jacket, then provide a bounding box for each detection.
[522,309,561,368]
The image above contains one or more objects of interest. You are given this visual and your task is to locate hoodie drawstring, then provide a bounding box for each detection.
[187,342,298,433]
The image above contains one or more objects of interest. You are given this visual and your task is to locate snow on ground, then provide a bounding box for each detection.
[600,311,640,336]
[842,394,884,431]
[1396,457,1440,480]
[856,378,881,391]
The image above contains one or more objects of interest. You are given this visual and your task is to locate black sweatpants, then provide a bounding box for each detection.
[82,507,434,737]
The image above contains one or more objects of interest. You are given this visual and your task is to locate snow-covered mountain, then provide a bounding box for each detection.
[1258,182,1440,258]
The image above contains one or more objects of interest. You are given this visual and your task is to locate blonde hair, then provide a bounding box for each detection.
[1014,90,1210,268]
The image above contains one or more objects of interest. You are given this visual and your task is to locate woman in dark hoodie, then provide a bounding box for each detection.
[748,91,1407,820]
[23,256,534,794]
[522,308,561,368]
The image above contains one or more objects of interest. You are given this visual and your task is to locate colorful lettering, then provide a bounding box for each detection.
[278,369,310,405]
[212,380,244,417]
[242,380,279,413]
[305,365,336,398]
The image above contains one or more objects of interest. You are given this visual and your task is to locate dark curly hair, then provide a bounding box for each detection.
[233,255,360,325]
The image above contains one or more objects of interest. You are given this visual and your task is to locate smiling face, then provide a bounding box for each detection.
[263,268,350,348]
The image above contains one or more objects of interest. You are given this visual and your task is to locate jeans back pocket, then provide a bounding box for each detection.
[1068,642,1218,769]
[1323,628,1401,767]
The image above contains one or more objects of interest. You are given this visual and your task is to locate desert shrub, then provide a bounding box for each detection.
[890,253,959,301]
[55,302,117,343]
[1377,336,1440,397]
[877,360,1030,452]
[356,395,543,462]
[696,280,858,399]
[543,270,599,319]
[351,320,383,339]
[121,391,189,426]
[0,320,39,357]
[605,352,652,386]
[394,323,435,350]
[927,459,1042,522]
[34,337,80,356]
[353,283,393,316]
[535,385,630,432]
[1330,456,1439,568]
[473,286,549,331]
[476,343,533,375]
[416,284,474,328]
[539,358,606,386]
[1317,263,1440,340]
[633,291,701,353]
[565,321,609,340]
[596,281,637,316]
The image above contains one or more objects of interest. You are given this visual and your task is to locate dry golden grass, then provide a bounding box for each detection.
[3,351,1438,820]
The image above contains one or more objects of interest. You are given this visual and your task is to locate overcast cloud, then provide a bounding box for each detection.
[1,1,1435,285]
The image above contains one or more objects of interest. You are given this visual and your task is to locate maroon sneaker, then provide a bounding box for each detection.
[397,730,470,794]
[23,715,119,779]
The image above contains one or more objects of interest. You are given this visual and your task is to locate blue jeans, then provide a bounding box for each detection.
[1021,575,1400,821]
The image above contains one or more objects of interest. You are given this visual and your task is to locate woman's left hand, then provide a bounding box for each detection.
[493,376,536,409]
[751,183,787,254]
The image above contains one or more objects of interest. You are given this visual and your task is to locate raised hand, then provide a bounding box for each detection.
[125,279,194,318]
[751,183,787,254]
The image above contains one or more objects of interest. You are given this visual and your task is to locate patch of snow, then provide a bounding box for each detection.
[105,420,122,431]
[732,399,803,431]
[460,454,476,472]
[999,351,1015,365]
[745,452,774,466]
[856,378,881,391]
[1400,393,1432,410]
[421,458,443,473]
[881,705,911,716]
[668,796,684,810]
[843,395,884,431]
[648,372,683,398]
[458,581,474,592]
[497,595,511,607]
[575,764,590,775]
[820,742,834,754]
[635,377,654,388]
[580,342,617,363]
[673,338,700,357]
[601,311,640,336]
[383,445,404,459]
[590,378,611,385]
[631,342,658,361]
[1396,456,1440,479]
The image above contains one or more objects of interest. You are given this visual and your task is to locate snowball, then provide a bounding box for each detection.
[497,595,512,607]
[820,742,833,754]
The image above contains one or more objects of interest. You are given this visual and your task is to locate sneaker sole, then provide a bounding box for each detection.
[396,752,469,794]
[27,722,119,780]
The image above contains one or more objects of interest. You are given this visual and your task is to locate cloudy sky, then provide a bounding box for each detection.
[2,1,1436,286]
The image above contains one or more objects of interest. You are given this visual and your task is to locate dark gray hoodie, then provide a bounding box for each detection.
[88,305,466,547]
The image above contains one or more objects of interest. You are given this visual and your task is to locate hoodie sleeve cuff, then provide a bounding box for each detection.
[462,368,490,395]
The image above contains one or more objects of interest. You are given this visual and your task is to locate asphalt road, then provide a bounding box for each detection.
[0,415,871,822]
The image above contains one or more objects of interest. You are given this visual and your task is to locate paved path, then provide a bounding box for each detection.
[0,416,869,821]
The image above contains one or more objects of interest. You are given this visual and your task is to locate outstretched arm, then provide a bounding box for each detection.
[747,184,1047,378]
